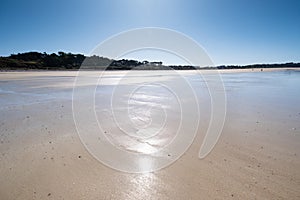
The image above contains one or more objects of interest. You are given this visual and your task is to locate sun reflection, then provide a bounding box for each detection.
[131,143,157,154]
[118,156,157,199]
[129,171,155,199]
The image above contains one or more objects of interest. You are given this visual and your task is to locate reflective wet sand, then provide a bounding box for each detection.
[0,69,299,199]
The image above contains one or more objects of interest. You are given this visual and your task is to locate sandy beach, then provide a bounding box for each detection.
[0,69,299,199]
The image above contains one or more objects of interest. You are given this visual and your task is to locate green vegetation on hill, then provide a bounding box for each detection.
[0,51,299,70]
[0,52,86,70]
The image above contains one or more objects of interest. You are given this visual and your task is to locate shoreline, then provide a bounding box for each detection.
[1,67,299,73]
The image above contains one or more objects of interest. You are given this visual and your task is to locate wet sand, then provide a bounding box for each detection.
[0,69,299,199]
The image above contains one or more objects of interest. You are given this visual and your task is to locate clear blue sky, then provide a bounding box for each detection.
[1,0,300,65]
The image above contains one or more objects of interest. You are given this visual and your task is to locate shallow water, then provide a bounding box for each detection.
[222,70,300,122]
[1,69,299,128]
[2,70,299,160]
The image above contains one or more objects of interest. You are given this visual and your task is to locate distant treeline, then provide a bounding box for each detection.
[0,51,299,70]
[216,63,300,69]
